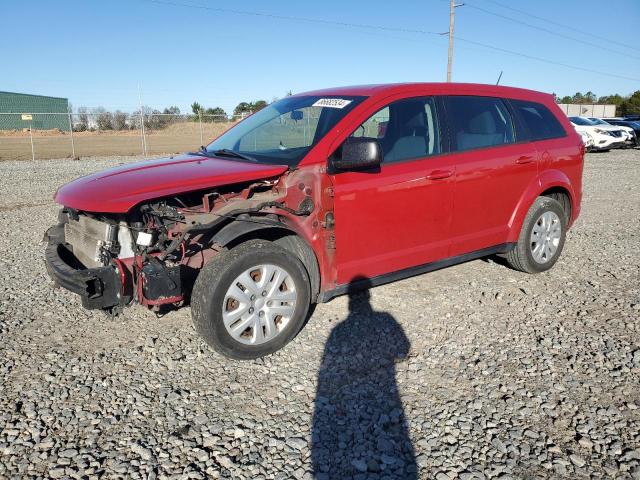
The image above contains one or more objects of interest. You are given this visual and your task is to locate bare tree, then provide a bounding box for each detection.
[112,111,128,131]
[93,107,112,130]
[76,107,89,132]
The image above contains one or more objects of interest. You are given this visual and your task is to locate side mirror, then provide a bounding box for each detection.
[332,137,383,171]
[290,110,304,121]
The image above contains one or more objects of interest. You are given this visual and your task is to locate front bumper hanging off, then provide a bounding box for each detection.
[44,225,122,310]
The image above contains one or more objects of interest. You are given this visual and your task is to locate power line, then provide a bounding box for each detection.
[142,0,442,35]
[139,0,640,83]
[463,1,640,61]
[454,36,640,82]
[481,0,637,51]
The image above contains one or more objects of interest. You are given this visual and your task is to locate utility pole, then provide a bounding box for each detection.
[447,0,464,82]
[138,83,147,156]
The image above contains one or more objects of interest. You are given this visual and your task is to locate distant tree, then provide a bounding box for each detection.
[146,108,164,129]
[204,107,227,122]
[598,94,625,106]
[112,110,128,130]
[131,106,157,129]
[620,90,640,116]
[252,100,268,111]
[164,106,181,115]
[233,102,253,117]
[233,100,268,117]
[558,96,573,104]
[160,106,181,127]
[572,92,585,104]
[76,106,89,132]
[191,102,203,115]
[93,107,112,130]
[567,92,597,104]
[630,90,640,113]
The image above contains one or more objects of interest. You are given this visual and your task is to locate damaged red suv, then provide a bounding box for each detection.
[46,83,584,359]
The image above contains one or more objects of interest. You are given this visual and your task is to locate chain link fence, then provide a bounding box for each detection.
[0,112,250,161]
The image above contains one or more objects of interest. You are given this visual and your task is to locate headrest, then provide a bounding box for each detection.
[467,111,496,134]
[394,101,426,129]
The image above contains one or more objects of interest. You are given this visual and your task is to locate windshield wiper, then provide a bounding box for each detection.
[210,149,257,162]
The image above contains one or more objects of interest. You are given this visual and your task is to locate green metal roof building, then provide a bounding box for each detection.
[0,91,69,131]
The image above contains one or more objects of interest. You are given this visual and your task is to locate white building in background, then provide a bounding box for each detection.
[557,104,616,117]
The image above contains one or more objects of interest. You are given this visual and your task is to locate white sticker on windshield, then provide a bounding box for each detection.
[312,98,353,109]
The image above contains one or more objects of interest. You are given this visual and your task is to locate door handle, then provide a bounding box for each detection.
[516,155,534,164]
[426,169,453,180]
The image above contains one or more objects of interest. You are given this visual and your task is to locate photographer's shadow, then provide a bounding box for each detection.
[311,277,417,479]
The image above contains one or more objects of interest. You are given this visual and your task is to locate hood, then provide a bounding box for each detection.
[573,124,616,134]
[593,124,627,132]
[54,154,288,213]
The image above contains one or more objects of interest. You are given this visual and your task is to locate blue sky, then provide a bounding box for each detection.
[2,0,639,114]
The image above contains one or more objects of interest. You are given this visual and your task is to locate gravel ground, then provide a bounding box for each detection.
[0,149,639,479]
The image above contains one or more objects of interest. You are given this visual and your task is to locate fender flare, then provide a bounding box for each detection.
[209,218,287,247]
[507,170,576,243]
[208,218,321,301]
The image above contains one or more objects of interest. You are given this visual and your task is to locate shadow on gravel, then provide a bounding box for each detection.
[311,277,417,479]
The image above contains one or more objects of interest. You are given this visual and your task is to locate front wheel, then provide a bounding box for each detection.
[505,196,567,273]
[191,239,311,360]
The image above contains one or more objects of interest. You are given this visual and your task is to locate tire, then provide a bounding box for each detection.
[191,239,311,360]
[505,196,567,274]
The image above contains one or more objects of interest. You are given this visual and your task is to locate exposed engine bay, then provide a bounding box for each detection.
[45,171,322,315]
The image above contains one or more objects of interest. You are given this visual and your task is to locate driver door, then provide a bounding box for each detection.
[331,96,455,285]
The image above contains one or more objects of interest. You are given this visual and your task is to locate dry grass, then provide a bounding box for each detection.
[0,121,237,160]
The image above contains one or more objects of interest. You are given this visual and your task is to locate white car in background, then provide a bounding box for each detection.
[578,130,595,151]
[568,116,626,151]
[588,117,637,147]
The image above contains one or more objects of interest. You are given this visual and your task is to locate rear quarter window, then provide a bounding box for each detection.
[511,100,567,141]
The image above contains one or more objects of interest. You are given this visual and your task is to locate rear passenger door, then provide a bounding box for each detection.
[443,95,538,256]
[509,98,571,174]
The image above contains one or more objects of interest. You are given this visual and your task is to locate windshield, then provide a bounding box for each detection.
[205,95,365,166]
[569,116,596,126]
[589,118,608,125]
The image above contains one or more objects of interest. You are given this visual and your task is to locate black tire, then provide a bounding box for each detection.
[191,239,311,360]
[505,196,567,274]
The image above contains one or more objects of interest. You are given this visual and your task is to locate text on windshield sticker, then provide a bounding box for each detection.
[312,98,353,109]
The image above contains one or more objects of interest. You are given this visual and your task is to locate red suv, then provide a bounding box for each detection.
[45,83,584,359]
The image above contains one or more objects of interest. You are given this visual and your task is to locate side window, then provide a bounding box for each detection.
[352,106,389,139]
[511,99,567,141]
[446,96,515,152]
[350,97,441,163]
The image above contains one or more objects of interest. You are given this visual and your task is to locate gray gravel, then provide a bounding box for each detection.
[1,149,639,479]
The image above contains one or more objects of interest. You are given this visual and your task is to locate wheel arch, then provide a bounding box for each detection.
[507,171,576,243]
[539,186,572,222]
[208,219,321,302]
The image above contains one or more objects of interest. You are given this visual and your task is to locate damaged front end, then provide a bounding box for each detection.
[44,173,315,314]
[45,207,138,313]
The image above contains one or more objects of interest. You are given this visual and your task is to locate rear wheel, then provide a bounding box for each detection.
[191,239,311,359]
[505,196,567,273]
